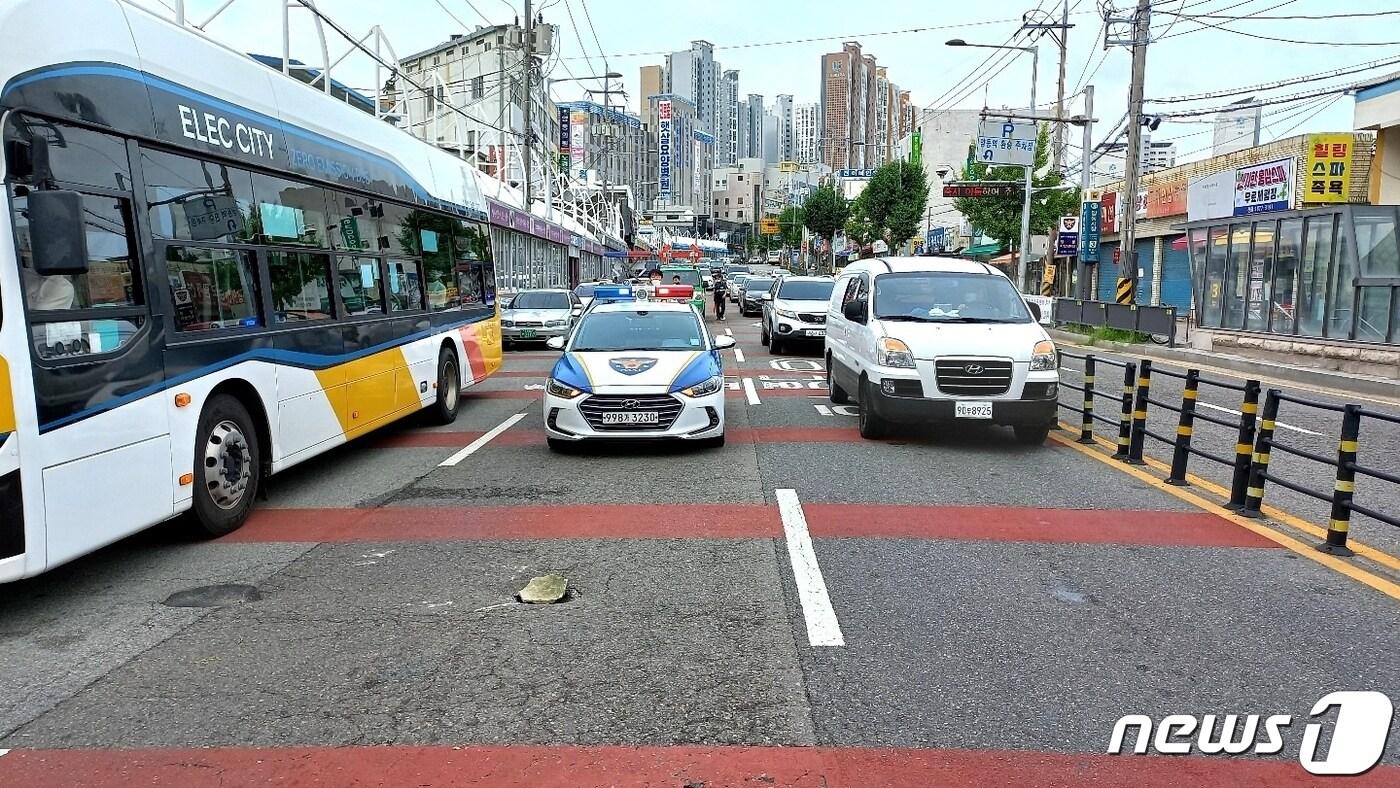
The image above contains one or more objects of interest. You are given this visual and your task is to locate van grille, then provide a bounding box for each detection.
[935,359,1012,396]
[578,394,683,431]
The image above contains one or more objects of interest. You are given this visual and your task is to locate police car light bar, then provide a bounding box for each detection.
[591,285,635,303]
[653,285,694,299]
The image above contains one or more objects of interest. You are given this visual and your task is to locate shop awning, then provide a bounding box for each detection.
[964,243,1004,257]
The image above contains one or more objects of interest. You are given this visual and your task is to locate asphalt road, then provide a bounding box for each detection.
[1,316,1398,787]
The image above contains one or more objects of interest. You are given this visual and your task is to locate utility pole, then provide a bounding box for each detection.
[1118,0,1151,302]
[1079,84,1095,300]
[522,0,535,207]
[1052,0,1070,171]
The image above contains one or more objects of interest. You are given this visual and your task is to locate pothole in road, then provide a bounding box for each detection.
[162,584,262,608]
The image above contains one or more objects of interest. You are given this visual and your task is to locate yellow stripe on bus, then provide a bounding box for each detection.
[316,345,420,439]
[0,355,14,434]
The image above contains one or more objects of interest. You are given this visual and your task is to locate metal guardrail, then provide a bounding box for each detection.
[1059,352,1398,554]
[1054,298,1178,347]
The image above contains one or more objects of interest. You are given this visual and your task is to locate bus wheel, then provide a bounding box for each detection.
[432,347,461,425]
[191,394,261,538]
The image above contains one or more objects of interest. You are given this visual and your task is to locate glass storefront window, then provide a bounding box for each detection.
[1202,226,1227,327]
[1272,219,1303,334]
[1297,215,1334,337]
[1223,224,1250,329]
[1245,220,1275,332]
[1354,207,1400,279]
[1327,223,1355,339]
[1357,287,1391,342]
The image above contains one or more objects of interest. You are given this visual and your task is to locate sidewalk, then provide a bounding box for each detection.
[1048,329,1400,403]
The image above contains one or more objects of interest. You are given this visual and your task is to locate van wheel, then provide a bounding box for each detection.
[431,347,461,425]
[858,379,888,440]
[1015,425,1051,445]
[828,362,850,404]
[190,394,261,538]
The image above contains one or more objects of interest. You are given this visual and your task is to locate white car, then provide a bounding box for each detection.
[760,275,837,354]
[824,257,1060,444]
[501,289,583,347]
[543,300,735,451]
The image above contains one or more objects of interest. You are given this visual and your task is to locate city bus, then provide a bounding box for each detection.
[0,0,507,581]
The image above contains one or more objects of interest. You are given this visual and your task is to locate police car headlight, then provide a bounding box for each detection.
[544,319,568,327]
[680,374,723,398]
[1030,340,1059,371]
[546,378,583,399]
[777,308,798,319]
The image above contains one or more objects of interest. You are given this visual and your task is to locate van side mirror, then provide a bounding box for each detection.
[1026,301,1042,322]
[29,190,89,276]
[842,298,867,323]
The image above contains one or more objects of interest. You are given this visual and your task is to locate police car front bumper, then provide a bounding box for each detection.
[544,389,726,441]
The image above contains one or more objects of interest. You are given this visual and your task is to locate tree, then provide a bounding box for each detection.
[858,159,929,248]
[778,205,804,249]
[844,193,877,247]
[953,124,1081,253]
[801,184,849,264]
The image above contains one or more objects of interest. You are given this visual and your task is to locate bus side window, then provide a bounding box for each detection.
[165,245,261,332]
[14,190,147,360]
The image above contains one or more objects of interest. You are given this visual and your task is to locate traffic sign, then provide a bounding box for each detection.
[1080,200,1102,263]
[759,217,780,235]
[976,119,1036,167]
[943,183,1021,198]
[1055,215,1079,258]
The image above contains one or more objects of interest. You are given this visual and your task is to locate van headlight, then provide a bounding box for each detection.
[1030,340,1058,371]
[546,378,583,399]
[680,374,723,398]
[876,337,916,369]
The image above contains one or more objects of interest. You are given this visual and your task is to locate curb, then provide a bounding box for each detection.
[1048,329,1400,402]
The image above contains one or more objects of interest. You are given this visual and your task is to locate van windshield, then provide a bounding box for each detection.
[872,272,1032,324]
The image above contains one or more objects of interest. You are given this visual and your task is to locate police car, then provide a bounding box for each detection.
[543,286,734,450]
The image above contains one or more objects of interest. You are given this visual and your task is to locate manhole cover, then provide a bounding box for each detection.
[162,584,261,608]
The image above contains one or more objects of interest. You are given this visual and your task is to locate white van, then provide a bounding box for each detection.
[824,257,1059,443]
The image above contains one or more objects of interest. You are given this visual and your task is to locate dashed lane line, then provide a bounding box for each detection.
[734,347,746,363]
[742,378,761,405]
[439,412,527,467]
[1049,430,1400,601]
[1194,401,1322,436]
[725,328,733,335]
[776,489,845,647]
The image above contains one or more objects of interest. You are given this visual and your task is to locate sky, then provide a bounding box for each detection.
[128,0,1399,167]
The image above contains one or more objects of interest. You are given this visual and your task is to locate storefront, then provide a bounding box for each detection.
[1184,204,1398,344]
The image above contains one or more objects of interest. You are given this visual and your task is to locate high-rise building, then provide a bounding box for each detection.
[741,94,764,160]
[638,64,665,116]
[898,90,914,140]
[760,112,780,164]
[644,94,712,214]
[720,69,740,165]
[795,102,820,164]
[820,41,878,170]
[666,40,720,138]
[773,94,794,163]
[1213,98,1262,157]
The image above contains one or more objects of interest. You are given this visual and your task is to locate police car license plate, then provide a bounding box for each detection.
[955,401,993,419]
[520,329,537,339]
[602,411,659,425]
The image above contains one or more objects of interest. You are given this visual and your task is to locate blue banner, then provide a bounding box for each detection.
[1080,201,1102,264]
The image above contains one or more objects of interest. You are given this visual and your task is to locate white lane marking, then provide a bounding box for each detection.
[0,749,9,758]
[742,378,761,405]
[439,412,527,467]
[523,383,545,390]
[776,489,844,647]
[751,322,762,328]
[734,347,746,363]
[1195,402,1322,436]
[725,328,733,336]
[814,404,833,416]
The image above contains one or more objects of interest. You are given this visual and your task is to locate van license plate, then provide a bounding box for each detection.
[955,401,993,419]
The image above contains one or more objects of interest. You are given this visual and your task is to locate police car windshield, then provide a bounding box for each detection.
[778,280,834,301]
[872,272,1032,323]
[508,291,570,310]
[571,310,705,352]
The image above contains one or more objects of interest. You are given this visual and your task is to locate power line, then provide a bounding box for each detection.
[1167,8,1400,21]
[431,0,473,30]
[1148,54,1400,104]
[1159,81,1367,118]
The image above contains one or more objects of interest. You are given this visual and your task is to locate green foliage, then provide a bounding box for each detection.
[778,205,804,249]
[844,193,877,247]
[952,124,1081,250]
[801,184,849,242]
[858,159,930,248]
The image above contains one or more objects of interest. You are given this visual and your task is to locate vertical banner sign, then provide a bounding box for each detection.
[1055,215,1080,257]
[1305,133,1352,203]
[569,111,588,179]
[1234,158,1294,216]
[910,129,922,168]
[1101,191,1118,234]
[658,100,673,201]
[558,107,571,172]
[693,139,702,200]
[1079,200,1101,263]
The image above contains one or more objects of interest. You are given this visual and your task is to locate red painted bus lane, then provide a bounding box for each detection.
[0,744,1389,787]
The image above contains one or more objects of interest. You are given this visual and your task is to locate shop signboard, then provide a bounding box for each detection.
[1233,158,1294,216]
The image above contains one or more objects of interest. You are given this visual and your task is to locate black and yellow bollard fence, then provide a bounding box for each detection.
[1112,361,1136,461]
[1167,369,1198,486]
[1115,277,1134,305]
[1241,389,1279,519]
[1078,355,1095,444]
[1126,359,1151,465]
[1318,404,1361,557]
[1225,380,1261,510]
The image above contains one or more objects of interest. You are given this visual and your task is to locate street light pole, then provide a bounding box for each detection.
[522,0,534,207]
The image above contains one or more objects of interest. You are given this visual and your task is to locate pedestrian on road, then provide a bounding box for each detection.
[713,273,727,320]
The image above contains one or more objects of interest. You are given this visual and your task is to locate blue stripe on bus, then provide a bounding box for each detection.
[38,312,494,433]
[2,63,486,220]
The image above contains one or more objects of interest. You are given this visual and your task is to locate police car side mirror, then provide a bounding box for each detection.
[713,335,736,350]
[545,336,566,350]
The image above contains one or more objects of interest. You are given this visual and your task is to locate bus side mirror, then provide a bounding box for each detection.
[29,190,89,276]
